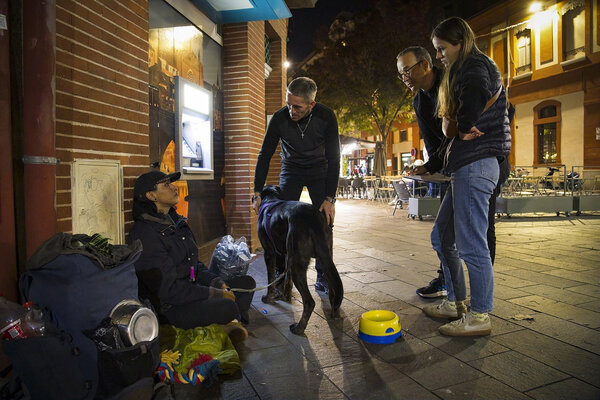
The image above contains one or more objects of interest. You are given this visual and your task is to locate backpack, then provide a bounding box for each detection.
[3,233,159,400]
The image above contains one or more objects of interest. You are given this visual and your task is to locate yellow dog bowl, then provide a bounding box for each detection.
[358,310,402,344]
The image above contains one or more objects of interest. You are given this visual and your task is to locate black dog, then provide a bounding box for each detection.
[258,185,343,335]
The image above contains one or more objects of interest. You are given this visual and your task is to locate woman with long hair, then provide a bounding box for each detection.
[425,17,511,336]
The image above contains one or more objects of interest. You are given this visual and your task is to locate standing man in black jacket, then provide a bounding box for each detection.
[397,46,449,299]
[252,77,341,293]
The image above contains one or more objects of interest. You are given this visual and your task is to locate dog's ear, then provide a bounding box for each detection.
[274,185,282,199]
[261,185,275,199]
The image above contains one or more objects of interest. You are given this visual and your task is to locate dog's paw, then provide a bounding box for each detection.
[289,323,306,336]
[330,310,343,320]
[261,294,276,304]
[274,292,292,302]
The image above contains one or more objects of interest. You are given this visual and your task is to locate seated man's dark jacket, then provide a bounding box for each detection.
[128,209,221,312]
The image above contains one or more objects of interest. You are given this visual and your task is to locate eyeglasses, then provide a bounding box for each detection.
[397,60,423,79]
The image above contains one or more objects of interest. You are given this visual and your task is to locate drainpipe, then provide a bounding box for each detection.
[11,0,57,277]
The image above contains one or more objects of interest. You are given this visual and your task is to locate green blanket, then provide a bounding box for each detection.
[159,324,240,375]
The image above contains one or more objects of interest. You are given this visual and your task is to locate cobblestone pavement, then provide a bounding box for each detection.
[183,199,600,400]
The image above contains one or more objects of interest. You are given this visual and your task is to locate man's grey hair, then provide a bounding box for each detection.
[396,46,432,66]
[287,77,317,103]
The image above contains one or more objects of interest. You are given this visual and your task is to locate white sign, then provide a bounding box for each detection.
[72,159,123,244]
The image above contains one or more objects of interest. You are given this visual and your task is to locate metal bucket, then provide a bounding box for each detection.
[109,299,158,346]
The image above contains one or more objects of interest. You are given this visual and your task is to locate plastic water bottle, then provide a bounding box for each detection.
[0,293,27,340]
[22,301,46,337]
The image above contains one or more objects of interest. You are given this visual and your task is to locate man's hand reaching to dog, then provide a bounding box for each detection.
[319,200,335,227]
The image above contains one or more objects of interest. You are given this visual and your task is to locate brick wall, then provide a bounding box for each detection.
[223,19,287,250]
[55,0,149,235]
[223,21,266,250]
[264,19,288,187]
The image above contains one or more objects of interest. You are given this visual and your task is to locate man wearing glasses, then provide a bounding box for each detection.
[396,46,449,299]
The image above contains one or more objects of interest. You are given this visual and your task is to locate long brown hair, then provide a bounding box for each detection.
[431,17,483,119]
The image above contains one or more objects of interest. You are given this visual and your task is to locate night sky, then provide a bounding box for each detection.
[286,0,505,65]
[287,0,368,63]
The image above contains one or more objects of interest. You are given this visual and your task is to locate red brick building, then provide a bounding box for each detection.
[0,0,315,313]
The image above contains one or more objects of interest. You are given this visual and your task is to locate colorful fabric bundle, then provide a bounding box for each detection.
[155,323,241,386]
[155,350,221,386]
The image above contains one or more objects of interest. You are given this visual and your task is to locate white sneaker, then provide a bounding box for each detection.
[422,299,466,320]
[439,311,491,336]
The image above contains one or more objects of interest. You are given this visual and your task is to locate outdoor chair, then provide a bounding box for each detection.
[337,177,350,198]
[391,180,411,215]
[351,177,366,198]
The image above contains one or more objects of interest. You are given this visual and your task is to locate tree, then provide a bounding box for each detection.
[301,0,433,166]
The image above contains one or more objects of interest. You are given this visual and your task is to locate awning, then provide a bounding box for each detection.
[191,0,291,24]
[340,134,376,155]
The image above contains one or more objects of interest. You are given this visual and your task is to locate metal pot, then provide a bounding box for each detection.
[109,299,158,346]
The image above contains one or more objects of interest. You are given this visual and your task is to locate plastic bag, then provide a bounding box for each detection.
[208,236,254,280]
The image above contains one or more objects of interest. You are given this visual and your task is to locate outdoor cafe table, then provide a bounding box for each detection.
[403,173,450,197]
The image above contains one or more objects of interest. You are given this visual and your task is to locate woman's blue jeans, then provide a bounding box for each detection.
[431,157,499,313]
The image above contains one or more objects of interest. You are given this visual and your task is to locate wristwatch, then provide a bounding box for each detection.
[325,196,336,204]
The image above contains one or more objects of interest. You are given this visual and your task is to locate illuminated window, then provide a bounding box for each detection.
[533,101,561,165]
[515,29,531,74]
[562,4,585,60]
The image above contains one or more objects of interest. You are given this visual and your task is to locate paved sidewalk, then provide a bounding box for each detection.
[187,199,600,400]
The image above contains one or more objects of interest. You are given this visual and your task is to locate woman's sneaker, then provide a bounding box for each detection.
[422,299,466,320]
[439,311,491,336]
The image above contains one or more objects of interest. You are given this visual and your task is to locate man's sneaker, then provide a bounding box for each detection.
[422,299,466,320]
[416,277,447,298]
[314,275,329,294]
[439,311,491,336]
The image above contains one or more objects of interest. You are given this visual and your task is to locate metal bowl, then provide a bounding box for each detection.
[110,299,158,346]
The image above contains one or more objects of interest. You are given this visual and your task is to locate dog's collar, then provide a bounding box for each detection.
[258,200,284,218]
[259,200,285,256]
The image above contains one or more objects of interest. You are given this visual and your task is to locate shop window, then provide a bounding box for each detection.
[515,29,531,75]
[533,101,561,165]
[562,3,585,60]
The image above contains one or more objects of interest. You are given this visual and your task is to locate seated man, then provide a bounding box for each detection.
[128,170,255,342]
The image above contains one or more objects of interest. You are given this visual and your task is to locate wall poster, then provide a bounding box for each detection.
[72,159,123,244]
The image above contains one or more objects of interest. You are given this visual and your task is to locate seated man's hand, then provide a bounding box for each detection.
[222,287,236,301]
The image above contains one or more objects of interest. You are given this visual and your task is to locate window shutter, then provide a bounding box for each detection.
[539,20,554,64]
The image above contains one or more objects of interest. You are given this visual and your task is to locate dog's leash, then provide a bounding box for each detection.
[229,269,287,293]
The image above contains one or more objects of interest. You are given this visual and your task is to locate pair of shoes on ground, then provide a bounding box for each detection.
[416,276,447,298]
[314,274,329,294]
[221,320,248,345]
[423,299,491,336]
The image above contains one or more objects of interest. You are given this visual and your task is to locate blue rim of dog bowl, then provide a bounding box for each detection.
[358,330,402,344]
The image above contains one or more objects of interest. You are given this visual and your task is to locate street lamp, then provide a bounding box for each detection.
[529,2,542,13]
[283,60,290,69]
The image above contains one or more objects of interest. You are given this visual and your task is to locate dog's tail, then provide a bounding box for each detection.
[313,227,343,313]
